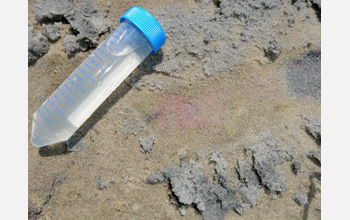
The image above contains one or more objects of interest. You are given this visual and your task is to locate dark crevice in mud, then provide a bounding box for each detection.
[307,155,321,167]
[303,172,321,220]
[307,151,321,167]
[251,158,264,187]
[37,16,70,26]
[68,26,79,36]
[29,172,67,219]
[212,0,221,8]
[306,50,321,60]
[302,115,321,145]
[310,1,321,22]
[306,131,321,146]
[28,202,42,220]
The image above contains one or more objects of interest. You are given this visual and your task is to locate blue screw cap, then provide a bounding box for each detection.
[120,7,166,55]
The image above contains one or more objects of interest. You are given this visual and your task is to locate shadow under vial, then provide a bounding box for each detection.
[38,49,164,157]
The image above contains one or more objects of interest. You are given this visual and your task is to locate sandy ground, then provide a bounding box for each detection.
[28,0,321,219]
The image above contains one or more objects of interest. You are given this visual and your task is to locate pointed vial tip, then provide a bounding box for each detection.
[31,133,46,148]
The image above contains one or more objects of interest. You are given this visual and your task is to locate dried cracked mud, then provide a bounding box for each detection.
[28,0,321,219]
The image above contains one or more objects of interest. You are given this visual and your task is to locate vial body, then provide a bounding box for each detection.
[31,20,153,147]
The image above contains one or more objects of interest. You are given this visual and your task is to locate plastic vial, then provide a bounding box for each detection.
[31,7,166,147]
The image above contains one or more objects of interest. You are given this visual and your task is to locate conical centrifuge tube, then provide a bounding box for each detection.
[31,7,166,147]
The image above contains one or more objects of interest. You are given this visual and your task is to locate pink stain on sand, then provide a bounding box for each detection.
[152,89,227,133]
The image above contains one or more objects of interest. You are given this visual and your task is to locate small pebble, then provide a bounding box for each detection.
[292,161,303,174]
[123,176,128,184]
[293,192,309,206]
